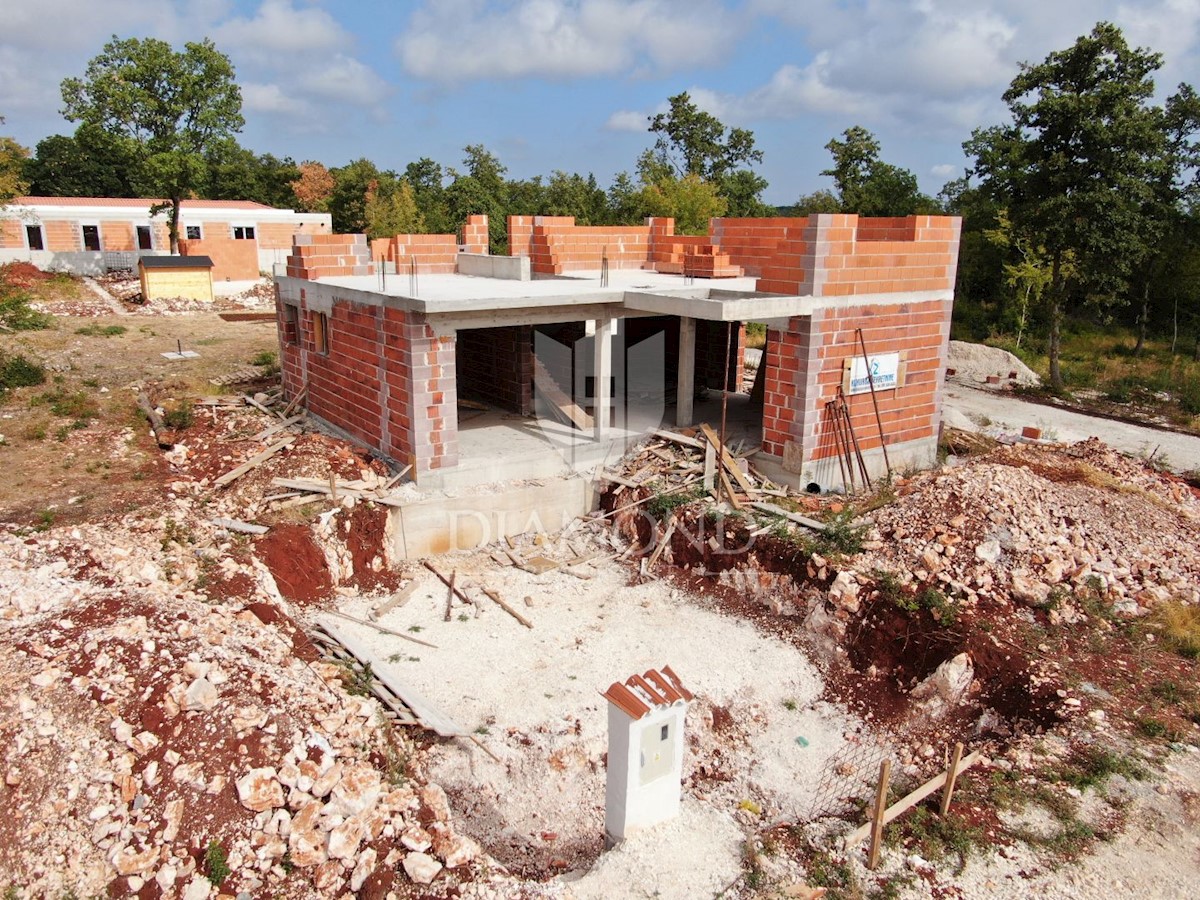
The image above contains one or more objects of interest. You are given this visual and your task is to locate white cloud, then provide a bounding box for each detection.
[298,54,393,108]
[606,109,649,131]
[213,0,353,61]
[241,82,311,116]
[930,163,959,178]
[397,0,741,82]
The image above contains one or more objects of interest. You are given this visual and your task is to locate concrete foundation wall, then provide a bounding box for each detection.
[388,477,596,558]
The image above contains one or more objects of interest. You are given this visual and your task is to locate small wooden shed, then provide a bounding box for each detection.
[138,255,215,302]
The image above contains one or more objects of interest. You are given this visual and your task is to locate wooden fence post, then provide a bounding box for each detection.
[940,742,964,816]
[868,759,891,870]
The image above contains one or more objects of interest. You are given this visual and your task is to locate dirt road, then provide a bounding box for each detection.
[943,381,1200,472]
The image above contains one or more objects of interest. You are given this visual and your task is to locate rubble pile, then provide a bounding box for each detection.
[852,438,1200,618]
[0,530,487,897]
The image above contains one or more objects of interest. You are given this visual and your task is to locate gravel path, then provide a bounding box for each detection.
[943,382,1200,472]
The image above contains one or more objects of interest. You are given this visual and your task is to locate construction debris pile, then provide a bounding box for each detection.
[852,438,1200,617]
[0,531,487,898]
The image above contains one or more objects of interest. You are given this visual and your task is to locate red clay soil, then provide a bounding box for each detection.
[342,503,402,592]
[255,523,333,604]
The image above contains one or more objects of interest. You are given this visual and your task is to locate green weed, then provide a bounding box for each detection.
[203,841,231,887]
[74,324,126,337]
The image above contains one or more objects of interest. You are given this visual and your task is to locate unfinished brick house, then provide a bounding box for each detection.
[0,197,331,280]
[274,212,960,504]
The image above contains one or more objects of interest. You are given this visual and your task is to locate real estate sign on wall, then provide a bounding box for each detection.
[845,352,902,395]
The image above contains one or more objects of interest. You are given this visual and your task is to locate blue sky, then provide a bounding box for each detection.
[3,0,1200,206]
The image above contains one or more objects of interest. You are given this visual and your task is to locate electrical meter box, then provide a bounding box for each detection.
[602,666,692,843]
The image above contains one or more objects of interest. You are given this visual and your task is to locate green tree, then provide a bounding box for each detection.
[966,22,1168,391]
[404,158,450,233]
[328,158,383,233]
[364,178,423,239]
[24,125,140,197]
[60,36,244,253]
[792,189,841,216]
[821,126,936,216]
[639,174,727,235]
[203,141,299,209]
[0,127,29,205]
[445,145,509,252]
[646,92,769,214]
[606,172,646,225]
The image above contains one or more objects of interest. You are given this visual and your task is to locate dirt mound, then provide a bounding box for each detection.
[948,339,1040,386]
[255,523,333,604]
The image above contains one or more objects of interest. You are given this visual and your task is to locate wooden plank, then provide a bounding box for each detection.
[844,750,986,849]
[703,441,716,492]
[383,464,412,490]
[654,429,703,449]
[243,394,277,418]
[599,470,641,489]
[750,501,827,533]
[479,586,534,629]
[697,423,756,495]
[719,470,744,510]
[645,517,677,571]
[370,581,421,621]
[532,355,592,431]
[321,609,439,649]
[868,759,891,870]
[210,517,269,535]
[214,437,295,488]
[315,617,466,737]
[423,561,475,609]
[251,415,305,442]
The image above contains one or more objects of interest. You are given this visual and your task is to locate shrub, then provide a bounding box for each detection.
[204,841,231,887]
[163,400,194,430]
[0,351,46,399]
[0,267,53,331]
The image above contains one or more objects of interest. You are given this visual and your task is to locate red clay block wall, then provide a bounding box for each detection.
[286,234,374,279]
[371,233,459,274]
[749,214,960,297]
[457,325,533,415]
[276,289,457,477]
[180,233,259,280]
[761,296,952,464]
[257,220,329,250]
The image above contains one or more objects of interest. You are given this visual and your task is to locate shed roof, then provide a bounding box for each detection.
[139,255,214,269]
[602,666,693,720]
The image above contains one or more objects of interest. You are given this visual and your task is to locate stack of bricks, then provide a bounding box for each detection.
[286,234,373,279]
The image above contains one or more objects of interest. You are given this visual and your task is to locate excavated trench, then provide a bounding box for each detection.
[603,485,1062,736]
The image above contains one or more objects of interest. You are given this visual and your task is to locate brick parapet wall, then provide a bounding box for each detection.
[286,233,374,279]
[370,233,459,274]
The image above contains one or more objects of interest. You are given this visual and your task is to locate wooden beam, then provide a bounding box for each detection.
[479,585,534,629]
[750,500,827,533]
[698,423,756,495]
[213,436,295,488]
[136,391,173,450]
[941,742,964,816]
[320,608,438,649]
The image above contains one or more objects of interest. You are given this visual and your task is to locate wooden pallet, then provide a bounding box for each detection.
[310,617,466,737]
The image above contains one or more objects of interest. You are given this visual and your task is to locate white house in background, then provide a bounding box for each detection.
[0,196,331,279]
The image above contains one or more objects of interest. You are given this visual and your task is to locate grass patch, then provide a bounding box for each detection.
[30,386,100,421]
[74,323,127,337]
[813,508,866,557]
[1054,746,1148,791]
[0,270,53,332]
[204,841,231,887]
[644,482,706,521]
[1149,600,1200,659]
[162,400,194,431]
[887,806,985,874]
